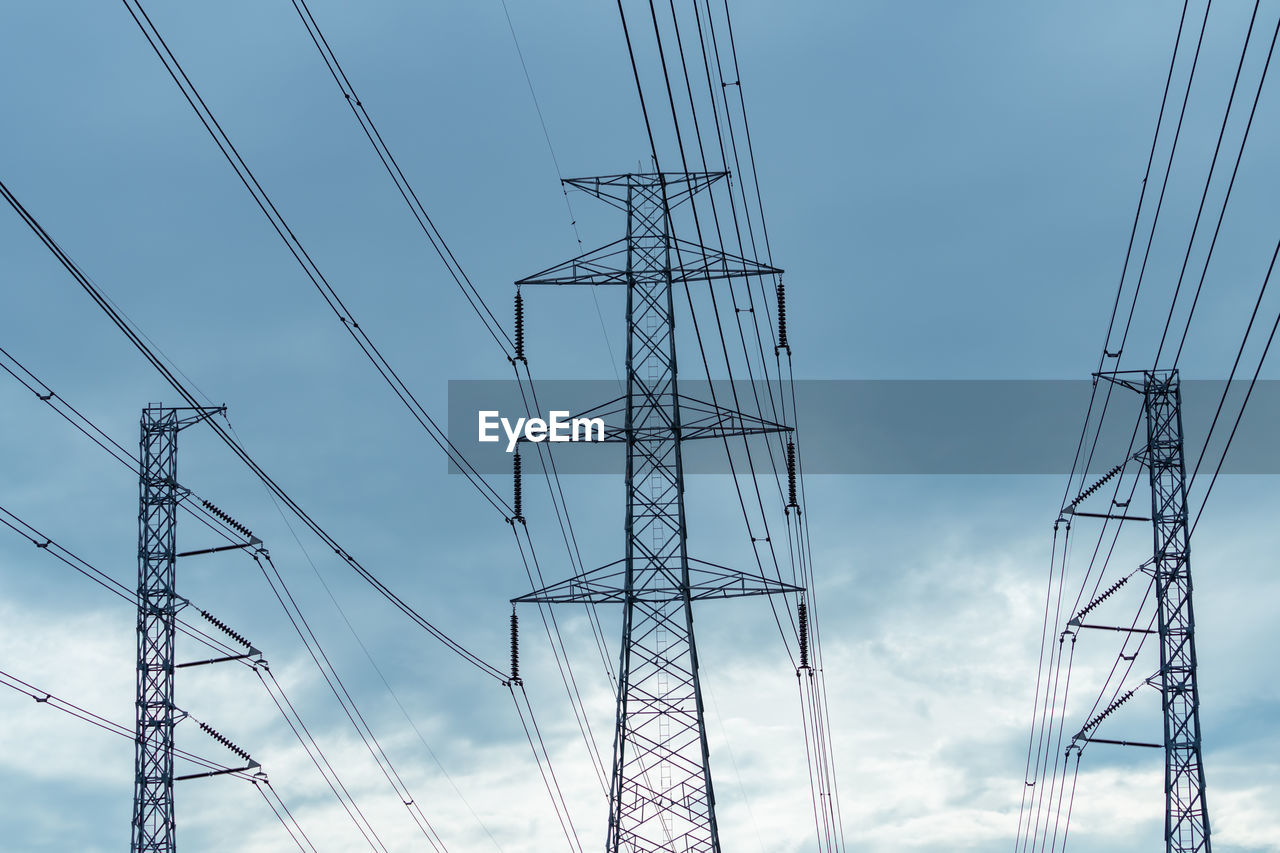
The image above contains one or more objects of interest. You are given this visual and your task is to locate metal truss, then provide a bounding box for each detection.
[514,172,797,853]
[132,404,222,853]
[550,393,791,443]
[1093,369,1212,853]
[1140,371,1211,853]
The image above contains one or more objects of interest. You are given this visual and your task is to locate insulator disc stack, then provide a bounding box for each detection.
[1073,573,1134,624]
[510,607,521,684]
[776,281,790,353]
[786,440,799,510]
[514,289,526,363]
[798,600,810,670]
[1079,686,1138,736]
[198,720,252,762]
[513,452,524,523]
[1067,462,1124,511]
[199,609,253,650]
[200,498,255,541]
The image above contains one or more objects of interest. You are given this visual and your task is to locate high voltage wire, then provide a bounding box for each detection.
[261,488,508,852]
[117,0,513,520]
[17,3,623,844]
[1022,0,1206,839]
[0,503,241,662]
[285,0,514,358]
[1058,0,1195,511]
[673,3,848,846]
[1020,0,1203,805]
[122,0,615,838]
[1157,1,1274,365]
[10,2,828,847]
[252,547,451,851]
[278,0,624,823]
[0,175,510,684]
[0,494,399,849]
[2,342,447,843]
[609,1,845,847]
[1024,3,1280,847]
[0,342,529,850]
[0,669,315,851]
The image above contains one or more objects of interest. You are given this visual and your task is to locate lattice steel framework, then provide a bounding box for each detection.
[131,404,221,853]
[515,172,799,853]
[1141,370,1211,853]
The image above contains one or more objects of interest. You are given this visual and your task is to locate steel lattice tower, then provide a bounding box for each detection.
[132,404,221,853]
[1140,370,1211,853]
[514,171,800,853]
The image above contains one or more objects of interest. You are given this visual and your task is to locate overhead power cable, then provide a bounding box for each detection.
[0,667,314,851]
[253,548,451,851]
[284,4,619,827]
[1059,0,1195,509]
[0,351,412,849]
[0,175,509,683]
[116,0,512,518]
[0,503,246,662]
[1156,1,1272,365]
[286,0,513,357]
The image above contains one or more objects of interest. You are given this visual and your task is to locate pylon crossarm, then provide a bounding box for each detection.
[514,558,802,604]
[527,394,791,444]
[518,237,781,286]
[563,171,727,210]
[174,761,260,783]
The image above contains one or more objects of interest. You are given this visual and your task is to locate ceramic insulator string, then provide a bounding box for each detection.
[1078,687,1138,737]
[514,289,526,363]
[510,608,520,684]
[1073,573,1134,624]
[798,600,810,670]
[786,440,799,510]
[775,280,789,353]
[198,720,252,762]
[200,498,255,540]
[513,451,523,523]
[199,610,253,650]
[1067,462,1124,511]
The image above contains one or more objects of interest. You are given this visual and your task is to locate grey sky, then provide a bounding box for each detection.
[2,1,1278,851]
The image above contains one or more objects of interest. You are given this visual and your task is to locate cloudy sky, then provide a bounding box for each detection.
[2,1,1279,851]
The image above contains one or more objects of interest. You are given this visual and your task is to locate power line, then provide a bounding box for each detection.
[287,0,514,357]
[116,0,513,519]
[0,667,314,851]
[0,174,510,683]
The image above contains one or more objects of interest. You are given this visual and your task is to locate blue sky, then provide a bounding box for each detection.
[2,1,1279,851]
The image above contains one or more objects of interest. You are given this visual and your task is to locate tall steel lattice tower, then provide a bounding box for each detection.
[1140,369,1211,853]
[514,171,801,853]
[132,404,222,853]
[1090,369,1212,852]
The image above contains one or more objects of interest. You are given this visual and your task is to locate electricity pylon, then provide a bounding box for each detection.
[132,403,223,853]
[1089,369,1211,852]
[1140,370,1211,853]
[513,171,801,852]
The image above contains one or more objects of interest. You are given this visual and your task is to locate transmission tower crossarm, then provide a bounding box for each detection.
[531,393,791,443]
[562,170,727,210]
[514,557,803,604]
[517,236,780,286]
